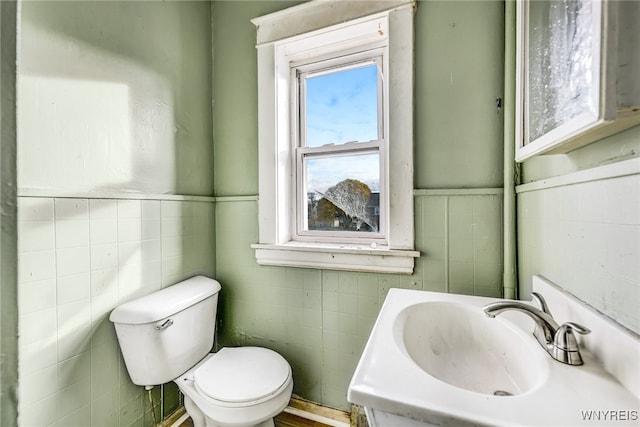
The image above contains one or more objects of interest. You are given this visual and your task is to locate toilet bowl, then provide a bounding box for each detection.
[109,276,294,427]
[176,348,293,427]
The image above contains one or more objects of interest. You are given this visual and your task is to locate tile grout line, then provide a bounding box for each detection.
[87,198,95,424]
[115,199,124,427]
[444,196,449,294]
[52,198,60,375]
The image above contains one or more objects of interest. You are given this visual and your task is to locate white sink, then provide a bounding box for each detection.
[348,279,640,427]
[397,301,546,396]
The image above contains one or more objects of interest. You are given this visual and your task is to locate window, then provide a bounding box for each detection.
[515,0,640,161]
[297,54,384,241]
[251,0,418,273]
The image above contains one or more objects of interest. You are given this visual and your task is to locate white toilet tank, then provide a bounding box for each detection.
[109,275,222,387]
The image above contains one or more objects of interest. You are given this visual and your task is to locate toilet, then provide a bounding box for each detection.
[109,275,293,427]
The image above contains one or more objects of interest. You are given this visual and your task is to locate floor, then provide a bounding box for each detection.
[178,416,193,427]
[274,411,338,427]
[178,411,337,427]
[176,392,351,427]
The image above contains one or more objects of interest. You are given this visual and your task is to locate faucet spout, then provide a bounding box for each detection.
[482,298,590,366]
[483,301,559,348]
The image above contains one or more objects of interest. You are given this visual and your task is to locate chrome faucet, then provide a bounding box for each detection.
[483,293,591,366]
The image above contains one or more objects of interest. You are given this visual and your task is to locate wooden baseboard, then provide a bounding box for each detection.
[160,407,188,427]
[161,395,367,427]
[279,395,351,427]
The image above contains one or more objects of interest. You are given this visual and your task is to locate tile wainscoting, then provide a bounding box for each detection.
[17,195,215,427]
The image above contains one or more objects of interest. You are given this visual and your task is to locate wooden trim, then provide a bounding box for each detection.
[251,0,413,46]
[252,243,419,274]
[281,395,351,427]
[159,397,358,427]
[515,157,640,194]
[214,195,259,202]
[160,407,188,427]
[18,188,216,203]
[413,188,503,196]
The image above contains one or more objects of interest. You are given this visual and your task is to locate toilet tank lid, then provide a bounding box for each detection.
[109,275,221,325]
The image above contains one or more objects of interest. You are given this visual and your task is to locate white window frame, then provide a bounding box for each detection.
[515,0,604,161]
[251,0,418,274]
[515,0,640,161]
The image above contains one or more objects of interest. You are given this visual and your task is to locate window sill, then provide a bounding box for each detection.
[251,242,420,274]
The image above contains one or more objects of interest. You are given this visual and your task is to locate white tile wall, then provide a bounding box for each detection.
[518,173,640,334]
[18,196,215,427]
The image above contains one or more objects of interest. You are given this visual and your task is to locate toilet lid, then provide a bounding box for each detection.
[193,347,291,404]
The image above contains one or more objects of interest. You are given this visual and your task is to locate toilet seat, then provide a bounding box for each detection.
[193,347,291,408]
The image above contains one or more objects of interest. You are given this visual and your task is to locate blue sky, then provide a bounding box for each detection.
[306,153,380,195]
[305,63,381,193]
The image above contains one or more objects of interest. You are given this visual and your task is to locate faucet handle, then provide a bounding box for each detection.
[531,292,552,316]
[554,322,591,351]
[552,322,591,365]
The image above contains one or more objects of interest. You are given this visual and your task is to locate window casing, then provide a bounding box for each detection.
[252,1,418,273]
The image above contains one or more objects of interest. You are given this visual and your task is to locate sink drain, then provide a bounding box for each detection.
[493,390,513,397]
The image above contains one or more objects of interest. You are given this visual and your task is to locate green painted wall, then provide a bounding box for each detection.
[20,0,213,195]
[415,0,504,188]
[212,0,505,410]
[17,1,215,426]
[212,0,302,197]
[1,1,18,425]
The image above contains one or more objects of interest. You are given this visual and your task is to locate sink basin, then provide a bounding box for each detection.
[396,301,542,396]
[348,284,640,426]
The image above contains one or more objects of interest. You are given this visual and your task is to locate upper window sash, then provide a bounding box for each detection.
[297,53,385,149]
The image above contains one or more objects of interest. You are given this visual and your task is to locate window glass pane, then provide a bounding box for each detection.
[305,153,379,233]
[527,0,595,141]
[305,63,379,147]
